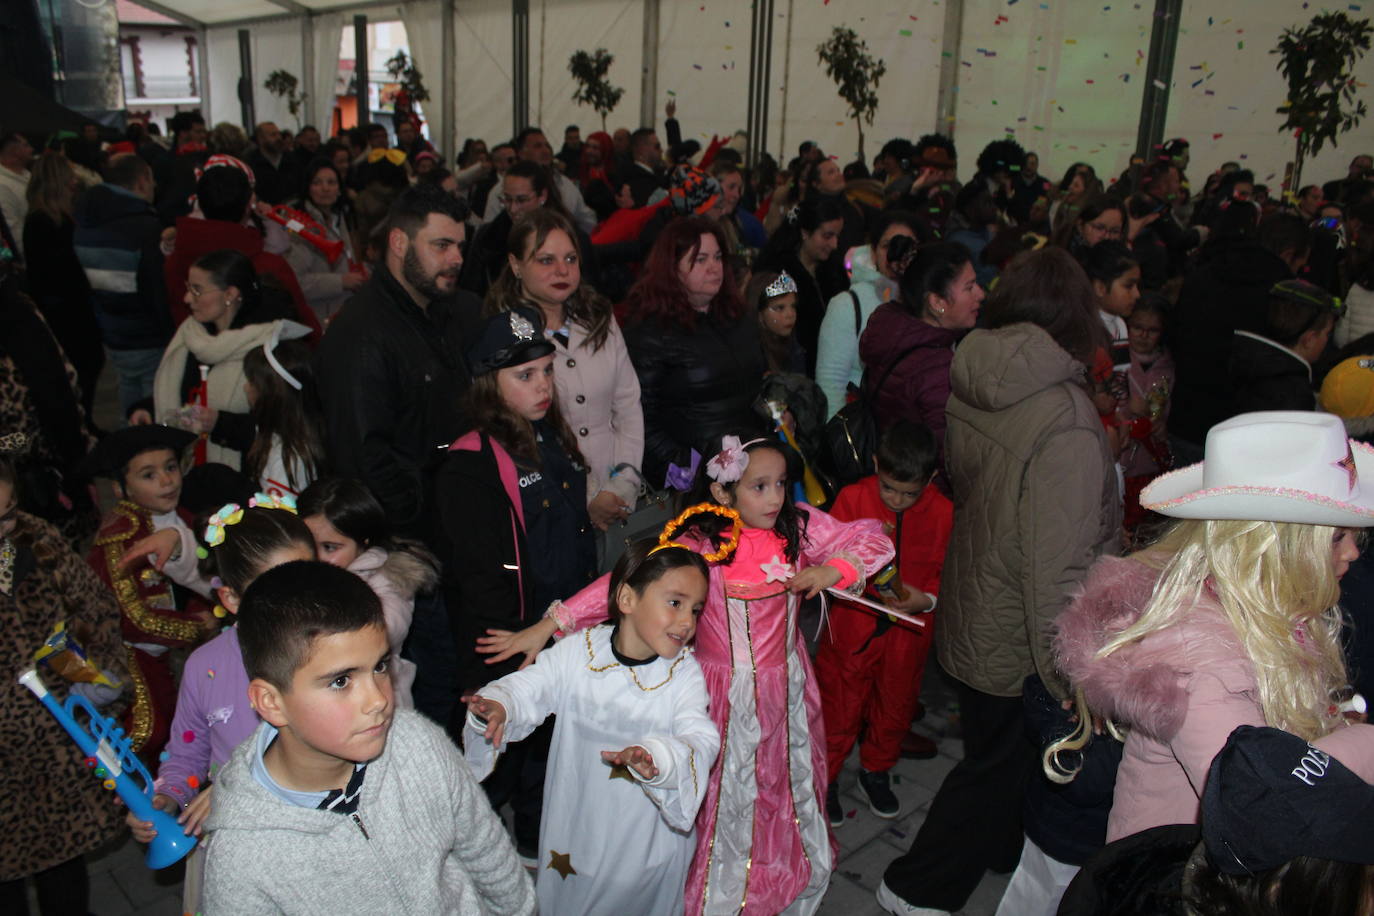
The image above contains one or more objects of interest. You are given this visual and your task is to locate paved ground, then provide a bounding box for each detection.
[74,361,1008,915]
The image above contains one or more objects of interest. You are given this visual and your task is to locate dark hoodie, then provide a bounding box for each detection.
[1166,238,1293,446]
[73,182,171,351]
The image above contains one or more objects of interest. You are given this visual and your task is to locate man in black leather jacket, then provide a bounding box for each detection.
[314,183,482,544]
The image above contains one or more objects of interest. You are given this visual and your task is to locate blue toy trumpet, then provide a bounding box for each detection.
[18,668,197,869]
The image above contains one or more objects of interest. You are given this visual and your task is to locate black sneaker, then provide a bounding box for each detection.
[826,781,844,827]
[858,768,900,819]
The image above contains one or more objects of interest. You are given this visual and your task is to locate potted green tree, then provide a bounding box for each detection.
[568,49,624,132]
[1272,11,1371,192]
[263,69,307,129]
[817,26,886,163]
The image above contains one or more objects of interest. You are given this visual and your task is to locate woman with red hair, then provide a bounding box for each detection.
[622,216,767,488]
[578,131,618,222]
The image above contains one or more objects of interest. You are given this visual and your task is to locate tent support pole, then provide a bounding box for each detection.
[237,29,255,129]
[746,0,774,168]
[301,13,314,132]
[354,14,367,131]
[442,0,455,157]
[1135,0,1183,161]
[512,0,529,135]
[935,0,963,137]
[197,27,210,122]
[639,0,659,129]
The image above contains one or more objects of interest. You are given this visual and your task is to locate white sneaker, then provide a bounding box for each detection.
[875,879,953,916]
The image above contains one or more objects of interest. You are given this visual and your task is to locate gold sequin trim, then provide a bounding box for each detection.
[102,503,202,644]
[583,628,685,691]
[123,644,153,752]
[688,747,697,798]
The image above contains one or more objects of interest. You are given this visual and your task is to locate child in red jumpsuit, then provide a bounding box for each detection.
[816,421,954,825]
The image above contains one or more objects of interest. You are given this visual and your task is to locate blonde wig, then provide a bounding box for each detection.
[1099,518,1349,742]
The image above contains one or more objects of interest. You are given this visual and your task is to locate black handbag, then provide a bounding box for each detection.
[823,338,930,487]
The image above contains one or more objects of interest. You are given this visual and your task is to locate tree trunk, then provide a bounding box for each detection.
[1291,139,1306,195]
[856,118,865,164]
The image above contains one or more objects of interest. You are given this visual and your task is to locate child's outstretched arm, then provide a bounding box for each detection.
[476,572,614,667]
[797,505,894,596]
[606,660,719,832]
[461,634,579,780]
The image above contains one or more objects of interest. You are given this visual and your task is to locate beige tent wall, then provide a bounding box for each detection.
[951,0,1155,185]
[527,0,643,141]
[195,0,1372,195]
[453,0,515,147]
[769,2,943,168]
[1165,0,1374,193]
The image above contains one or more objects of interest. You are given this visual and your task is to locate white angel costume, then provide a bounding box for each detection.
[465,623,719,916]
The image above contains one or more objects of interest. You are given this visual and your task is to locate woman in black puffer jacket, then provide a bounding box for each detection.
[621,216,767,489]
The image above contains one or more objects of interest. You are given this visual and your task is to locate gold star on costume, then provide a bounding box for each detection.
[608,763,636,782]
[548,850,577,879]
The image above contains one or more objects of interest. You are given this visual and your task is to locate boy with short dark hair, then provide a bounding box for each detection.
[1231,278,1343,414]
[204,560,534,915]
[85,424,215,762]
[814,421,954,824]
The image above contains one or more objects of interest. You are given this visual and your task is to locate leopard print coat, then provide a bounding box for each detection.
[0,293,100,551]
[0,512,126,881]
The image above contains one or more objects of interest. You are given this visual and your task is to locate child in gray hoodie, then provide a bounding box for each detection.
[202,560,535,915]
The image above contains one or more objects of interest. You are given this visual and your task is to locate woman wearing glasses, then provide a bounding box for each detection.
[1051,193,1128,256]
[151,248,302,470]
[461,162,601,298]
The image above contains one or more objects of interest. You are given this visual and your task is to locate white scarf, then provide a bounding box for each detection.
[153,318,300,469]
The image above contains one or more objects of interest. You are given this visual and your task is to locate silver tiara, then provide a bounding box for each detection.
[764,271,799,298]
[509,310,537,341]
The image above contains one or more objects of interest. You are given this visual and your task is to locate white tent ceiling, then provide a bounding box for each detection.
[132,0,376,27]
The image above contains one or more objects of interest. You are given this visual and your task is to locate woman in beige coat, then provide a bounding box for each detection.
[484,209,643,532]
[878,248,1120,916]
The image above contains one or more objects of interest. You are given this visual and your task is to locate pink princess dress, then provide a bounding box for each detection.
[550,506,893,915]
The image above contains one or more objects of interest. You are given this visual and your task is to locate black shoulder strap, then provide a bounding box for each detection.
[849,290,862,337]
[863,338,939,403]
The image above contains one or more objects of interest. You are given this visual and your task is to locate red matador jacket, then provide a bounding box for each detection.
[86,500,208,755]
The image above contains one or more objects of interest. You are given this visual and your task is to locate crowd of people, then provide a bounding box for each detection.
[3,100,1374,916]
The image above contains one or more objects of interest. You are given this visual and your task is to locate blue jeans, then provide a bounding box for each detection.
[107,346,164,419]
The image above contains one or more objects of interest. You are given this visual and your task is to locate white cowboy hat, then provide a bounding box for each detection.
[1141,411,1374,526]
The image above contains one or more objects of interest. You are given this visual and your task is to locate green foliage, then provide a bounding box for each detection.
[263,69,307,127]
[1272,11,1371,186]
[386,50,430,104]
[568,49,624,130]
[817,26,887,160]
